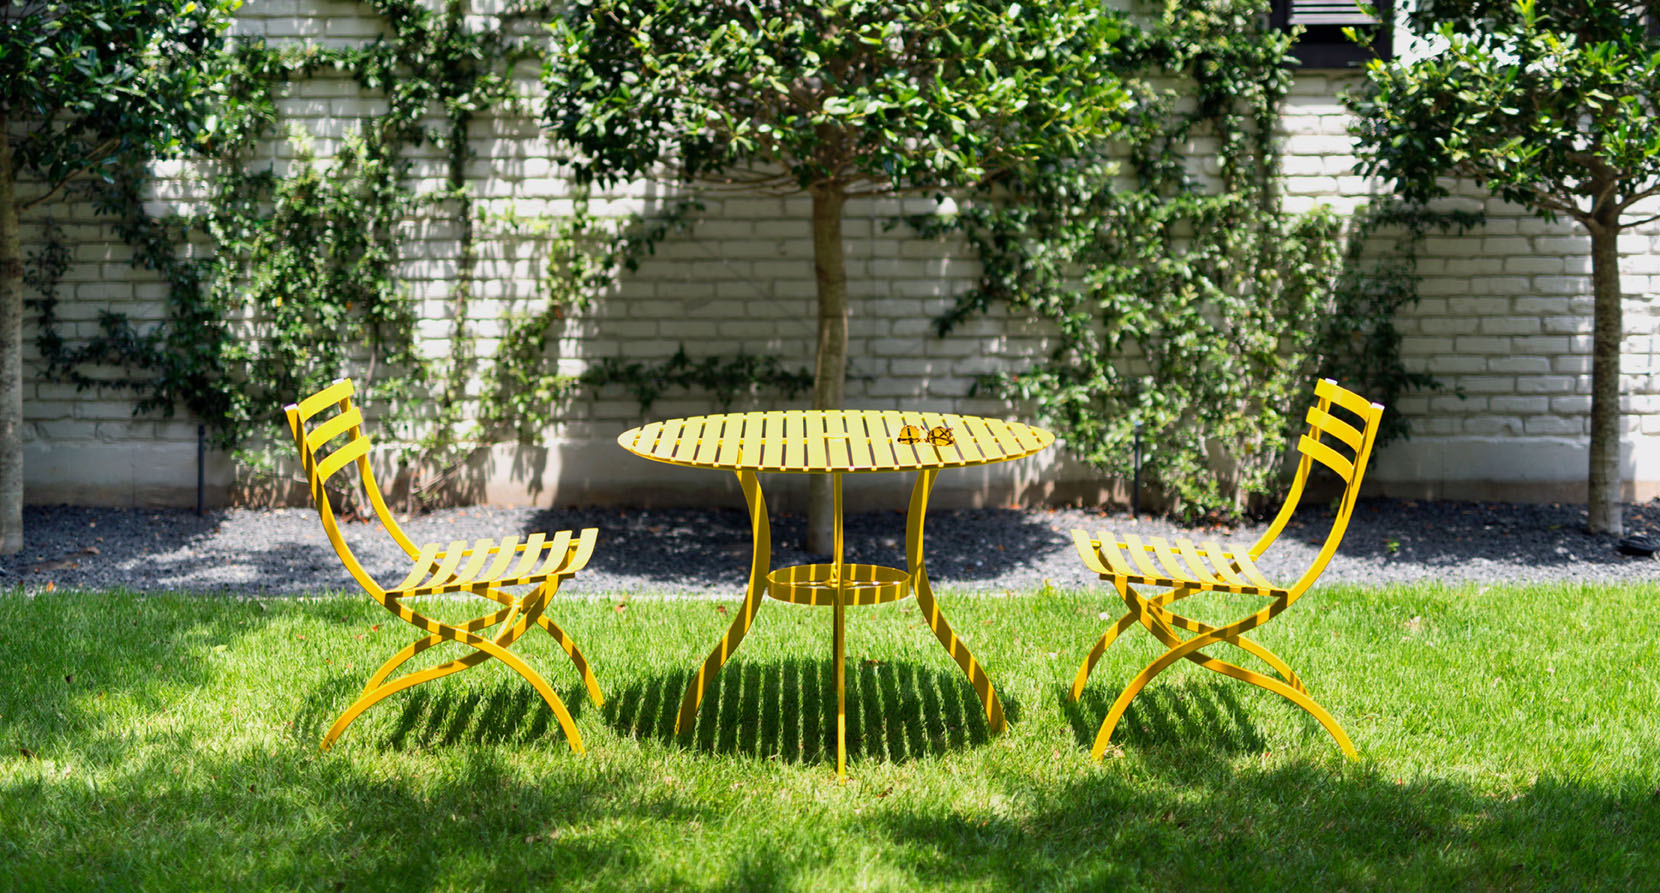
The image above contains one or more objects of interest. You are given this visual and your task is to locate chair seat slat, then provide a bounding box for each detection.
[1071,529,1112,575]
[448,538,495,586]
[1202,540,1248,587]
[482,535,521,581]
[563,528,598,574]
[1176,538,1223,586]
[424,540,470,588]
[1120,534,1165,579]
[509,533,547,579]
[535,530,575,576]
[393,542,443,592]
[1097,535,1138,578]
[1231,549,1275,590]
[1148,537,1188,580]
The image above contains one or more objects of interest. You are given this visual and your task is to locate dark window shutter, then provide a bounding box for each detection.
[1272,0,1392,68]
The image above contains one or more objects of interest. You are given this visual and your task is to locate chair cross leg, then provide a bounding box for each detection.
[1071,585,1306,701]
[1087,582,1354,761]
[323,587,589,754]
[1144,604,1306,695]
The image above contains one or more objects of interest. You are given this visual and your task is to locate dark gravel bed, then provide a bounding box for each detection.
[3,497,1658,596]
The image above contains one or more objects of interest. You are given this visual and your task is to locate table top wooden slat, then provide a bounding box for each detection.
[845,411,876,469]
[652,417,685,459]
[619,409,1053,473]
[783,411,807,471]
[946,413,988,465]
[631,420,663,456]
[736,413,764,467]
[714,413,747,467]
[803,409,830,464]
[957,415,999,460]
[691,415,726,465]
[670,416,703,464]
[981,417,1024,457]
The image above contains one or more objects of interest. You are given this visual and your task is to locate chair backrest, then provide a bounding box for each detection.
[1247,378,1385,600]
[284,378,419,595]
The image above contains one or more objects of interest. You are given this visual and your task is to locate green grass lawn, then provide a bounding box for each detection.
[2,582,1657,890]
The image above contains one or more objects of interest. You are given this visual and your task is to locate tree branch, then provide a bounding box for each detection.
[18,138,120,212]
[1615,180,1660,216]
[1620,209,1660,228]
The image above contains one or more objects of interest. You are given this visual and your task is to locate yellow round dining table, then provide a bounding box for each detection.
[618,408,1054,779]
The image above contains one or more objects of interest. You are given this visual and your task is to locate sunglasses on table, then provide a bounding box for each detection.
[897,425,955,447]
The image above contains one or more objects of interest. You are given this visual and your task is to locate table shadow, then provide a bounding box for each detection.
[604,658,1016,766]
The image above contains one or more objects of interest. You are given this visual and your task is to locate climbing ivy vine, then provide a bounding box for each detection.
[926,0,1456,515]
[25,0,808,495]
[23,0,1447,515]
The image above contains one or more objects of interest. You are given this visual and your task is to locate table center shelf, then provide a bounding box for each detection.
[765,563,911,606]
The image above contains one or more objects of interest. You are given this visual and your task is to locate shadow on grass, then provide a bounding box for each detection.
[5,592,1659,888]
[292,670,599,752]
[872,761,1660,889]
[1061,678,1274,756]
[602,658,1010,767]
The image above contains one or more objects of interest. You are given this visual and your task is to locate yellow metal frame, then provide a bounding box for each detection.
[1069,379,1385,761]
[671,469,1007,780]
[285,379,603,752]
[618,409,1053,780]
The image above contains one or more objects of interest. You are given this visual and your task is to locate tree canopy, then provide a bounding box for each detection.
[1348,0,1660,535]
[543,0,1135,548]
[1,0,241,553]
[544,0,1133,195]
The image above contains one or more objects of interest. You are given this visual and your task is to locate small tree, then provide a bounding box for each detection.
[0,0,240,553]
[1347,0,1660,536]
[543,0,1132,550]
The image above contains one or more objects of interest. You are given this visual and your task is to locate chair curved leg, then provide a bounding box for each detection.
[505,579,603,706]
[1091,584,1352,760]
[676,470,770,736]
[1135,604,1346,753]
[330,603,587,754]
[322,651,488,750]
[908,469,1006,733]
[1071,611,1138,701]
[536,613,605,706]
[1071,587,1192,700]
[1074,584,1306,702]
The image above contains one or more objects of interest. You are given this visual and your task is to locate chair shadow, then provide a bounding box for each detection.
[1061,676,1272,756]
[603,658,1013,766]
[293,671,594,751]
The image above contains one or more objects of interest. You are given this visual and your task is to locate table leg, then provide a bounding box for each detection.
[831,472,848,780]
[906,469,1007,733]
[675,469,772,737]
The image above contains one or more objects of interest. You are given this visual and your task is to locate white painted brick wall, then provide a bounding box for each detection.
[14,8,1660,508]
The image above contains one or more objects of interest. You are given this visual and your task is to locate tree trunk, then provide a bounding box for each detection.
[1586,217,1623,536]
[806,184,848,554]
[0,118,24,555]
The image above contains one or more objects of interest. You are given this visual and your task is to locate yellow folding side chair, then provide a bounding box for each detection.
[1070,378,1384,761]
[286,378,604,753]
